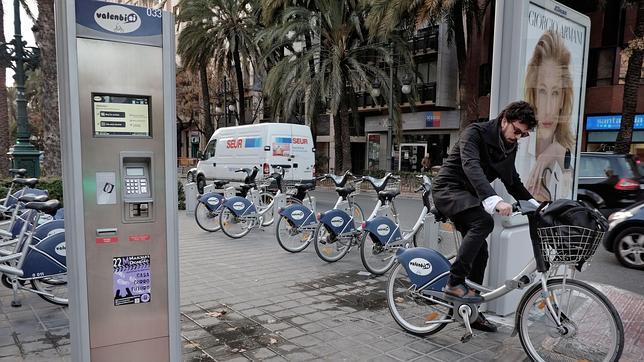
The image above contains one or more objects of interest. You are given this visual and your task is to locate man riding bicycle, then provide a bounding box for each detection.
[432,101,540,332]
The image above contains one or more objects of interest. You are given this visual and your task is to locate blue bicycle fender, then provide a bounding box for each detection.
[396,247,451,292]
[279,204,316,227]
[198,192,224,212]
[22,232,66,278]
[363,217,402,246]
[319,209,356,235]
[32,219,65,242]
[222,196,257,217]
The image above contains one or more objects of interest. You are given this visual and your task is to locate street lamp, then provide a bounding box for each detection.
[371,72,413,171]
[0,0,41,177]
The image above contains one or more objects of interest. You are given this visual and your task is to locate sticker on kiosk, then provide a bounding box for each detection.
[113,255,151,306]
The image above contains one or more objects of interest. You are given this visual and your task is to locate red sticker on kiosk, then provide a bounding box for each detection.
[129,234,150,241]
[96,236,119,244]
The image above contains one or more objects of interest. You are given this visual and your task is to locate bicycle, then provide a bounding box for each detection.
[275,171,363,253]
[219,166,298,239]
[386,200,624,361]
[312,172,398,263]
[0,195,67,306]
[359,175,433,275]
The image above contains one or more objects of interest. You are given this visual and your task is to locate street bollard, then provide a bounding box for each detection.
[185,182,198,216]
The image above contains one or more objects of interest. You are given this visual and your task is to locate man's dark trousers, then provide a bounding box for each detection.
[448,206,494,286]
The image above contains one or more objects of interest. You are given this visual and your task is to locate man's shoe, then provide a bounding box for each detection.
[471,313,498,333]
[443,284,483,303]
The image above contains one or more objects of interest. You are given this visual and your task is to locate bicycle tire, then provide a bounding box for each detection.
[194,202,221,232]
[350,203,364,228]
[313,222,351,262]
[258,192,275,226]
[219,207,251,239]
[517,278,624,362]
[386,263,451,336]
[275,215,312,253]
[31,274,68,306]
[359,232,397,275]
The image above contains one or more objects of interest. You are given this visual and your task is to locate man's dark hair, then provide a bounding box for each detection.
[500,101,537,129]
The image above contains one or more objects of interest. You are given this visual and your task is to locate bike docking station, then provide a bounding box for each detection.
[56,1,180,361]
[486,0,590,316]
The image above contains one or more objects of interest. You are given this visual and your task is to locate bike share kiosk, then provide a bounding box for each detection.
[56,1,180,361]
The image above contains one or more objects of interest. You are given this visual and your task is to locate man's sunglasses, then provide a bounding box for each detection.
[509,121,530,138]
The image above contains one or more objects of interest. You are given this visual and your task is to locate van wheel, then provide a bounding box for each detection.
[197,175,206,194]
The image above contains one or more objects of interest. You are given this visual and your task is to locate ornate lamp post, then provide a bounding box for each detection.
[0,0,41,177]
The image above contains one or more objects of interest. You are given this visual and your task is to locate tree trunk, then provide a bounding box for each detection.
[338,89,352,173]
[199,60,214,138]
[453,2,470,130]
[305,33,317,148]
[333,110,343,173]
[35,0,61,177]
[233,37,246,124]
[614,0,643,154]
[0,1,9,178]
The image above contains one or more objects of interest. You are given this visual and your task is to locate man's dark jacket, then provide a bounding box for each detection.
[432,118,532,217]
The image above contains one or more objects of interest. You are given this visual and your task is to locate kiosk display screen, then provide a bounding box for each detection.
[92,93,151,137]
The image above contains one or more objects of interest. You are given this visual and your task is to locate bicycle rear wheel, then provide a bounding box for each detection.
[194,202,221,232]
[275,215,312,253]
[517,278,624,362]
[386,263,451,336]
[31,274,68,306]
[360,232,399,275]
[313,223,351,262]
[219,208,251,239]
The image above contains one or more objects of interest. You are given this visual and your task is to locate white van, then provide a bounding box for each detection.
[189,123,315,192]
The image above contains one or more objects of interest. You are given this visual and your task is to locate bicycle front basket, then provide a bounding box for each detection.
[536,225,604,265]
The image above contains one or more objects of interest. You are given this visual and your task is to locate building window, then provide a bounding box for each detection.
[367,134,381,171]
[416,61,437,84]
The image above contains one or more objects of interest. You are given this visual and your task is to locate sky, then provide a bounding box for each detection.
[3,0,37,87]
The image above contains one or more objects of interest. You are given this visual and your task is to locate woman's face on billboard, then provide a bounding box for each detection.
[535,59,564,139]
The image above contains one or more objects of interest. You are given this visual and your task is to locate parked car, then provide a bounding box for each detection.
[577,152,643,214]
[603,201,644,270]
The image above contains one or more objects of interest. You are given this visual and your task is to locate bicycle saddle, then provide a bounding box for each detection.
[9,168,27,177]
[430,206,448,223]
[335,185,356,198]
[378,190,400,201]
[293,183,315,191]
[212,180,230,189]
[18,194,48,203]
[363,175,392,192]
[24,199,61,215]
[13,178,38,187]
[237,183,256,191]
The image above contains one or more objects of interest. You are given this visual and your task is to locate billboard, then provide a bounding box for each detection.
[495,1,590,202]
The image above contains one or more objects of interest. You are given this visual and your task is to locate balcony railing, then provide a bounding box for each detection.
[356,82,437,109]
[410,32,438,53]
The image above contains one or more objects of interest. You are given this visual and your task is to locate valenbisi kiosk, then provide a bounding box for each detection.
[56,1,180,360]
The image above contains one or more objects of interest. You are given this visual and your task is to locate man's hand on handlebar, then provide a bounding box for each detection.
[495,201,513,216]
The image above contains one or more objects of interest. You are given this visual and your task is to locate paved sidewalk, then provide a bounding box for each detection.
[0,213,641,361]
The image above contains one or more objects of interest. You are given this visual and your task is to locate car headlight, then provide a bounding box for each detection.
[608,211,632,223]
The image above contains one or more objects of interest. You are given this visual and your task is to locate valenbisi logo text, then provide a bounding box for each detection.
[94,5,142,34]
[408,258,432,276]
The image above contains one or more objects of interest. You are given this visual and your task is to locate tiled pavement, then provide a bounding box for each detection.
[0,212,642,361]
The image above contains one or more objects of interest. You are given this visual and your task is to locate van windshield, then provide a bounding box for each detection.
[203,140,216,159]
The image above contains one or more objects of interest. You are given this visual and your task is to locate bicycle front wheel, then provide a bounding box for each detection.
[194,202,221,232]
[313,223,351,262]
[31,274,68,306]
[517,278,624,362]
[275,215,312,253]
[386,263,451,336]
[258,192,275,226]
[360,232,398,275]
[219,207,251,239]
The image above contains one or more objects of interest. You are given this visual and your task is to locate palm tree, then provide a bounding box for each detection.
[176,0,264,126]
[33,0,61,177]
[614,0,643,154]
[176,20,217,138]
[0,1,10,178]
[261,0,412,172]
[363,0,490,128]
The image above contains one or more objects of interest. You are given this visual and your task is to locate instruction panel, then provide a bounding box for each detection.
[93,94,151,137]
